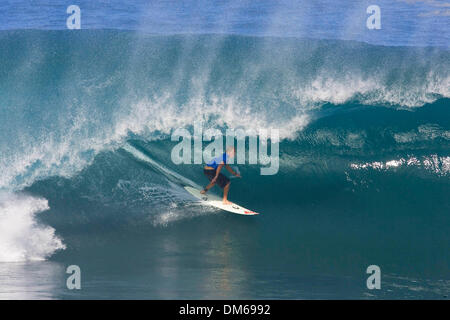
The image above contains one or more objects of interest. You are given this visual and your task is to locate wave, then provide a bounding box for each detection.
[0,30,448,262]
[122,142,200,188]
[0,192,65,262]
[0,30,449,192]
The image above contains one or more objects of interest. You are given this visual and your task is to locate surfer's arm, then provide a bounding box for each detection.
[212,163,224,182]
[225,164,240,177]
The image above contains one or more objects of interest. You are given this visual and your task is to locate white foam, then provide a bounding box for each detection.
[296,73,449,108]
[394,124,450,143]
[152,203,219,227]
[350,155,450,176]
[0,193,65,262]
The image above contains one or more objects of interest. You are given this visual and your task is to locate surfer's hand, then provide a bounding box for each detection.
[235,173,241,178]
[212,176,218,183]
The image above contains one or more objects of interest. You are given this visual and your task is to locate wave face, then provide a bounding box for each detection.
[0,30,449,191]
[0,30,449,273]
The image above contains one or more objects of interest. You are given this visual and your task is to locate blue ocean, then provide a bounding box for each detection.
[0,1,449,299]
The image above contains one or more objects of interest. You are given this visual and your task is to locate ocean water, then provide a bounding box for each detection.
[0,1,449,299]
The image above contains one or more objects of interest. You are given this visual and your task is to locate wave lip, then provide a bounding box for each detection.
[0,193,65,262]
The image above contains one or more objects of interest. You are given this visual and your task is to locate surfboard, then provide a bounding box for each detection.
[184,186,259,215]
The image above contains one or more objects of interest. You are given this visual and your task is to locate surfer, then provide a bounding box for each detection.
[200,146,241,204]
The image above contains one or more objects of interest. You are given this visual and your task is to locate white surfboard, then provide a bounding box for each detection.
[184,186,259,215]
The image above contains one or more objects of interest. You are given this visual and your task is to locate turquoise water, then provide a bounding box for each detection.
[0,1,449,299]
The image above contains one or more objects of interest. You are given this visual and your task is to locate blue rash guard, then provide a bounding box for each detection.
[207,153,229,170]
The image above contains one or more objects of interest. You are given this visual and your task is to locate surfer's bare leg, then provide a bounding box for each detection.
[222,182,231,204]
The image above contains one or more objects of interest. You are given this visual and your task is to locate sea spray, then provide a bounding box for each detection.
[0,192,65,262]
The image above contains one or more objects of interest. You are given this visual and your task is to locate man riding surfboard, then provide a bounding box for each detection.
[200,146,241,204]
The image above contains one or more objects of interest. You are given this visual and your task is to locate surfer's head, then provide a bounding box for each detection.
[226,146,236,157]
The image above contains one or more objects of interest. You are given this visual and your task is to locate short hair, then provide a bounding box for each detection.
[226,146,235,153]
